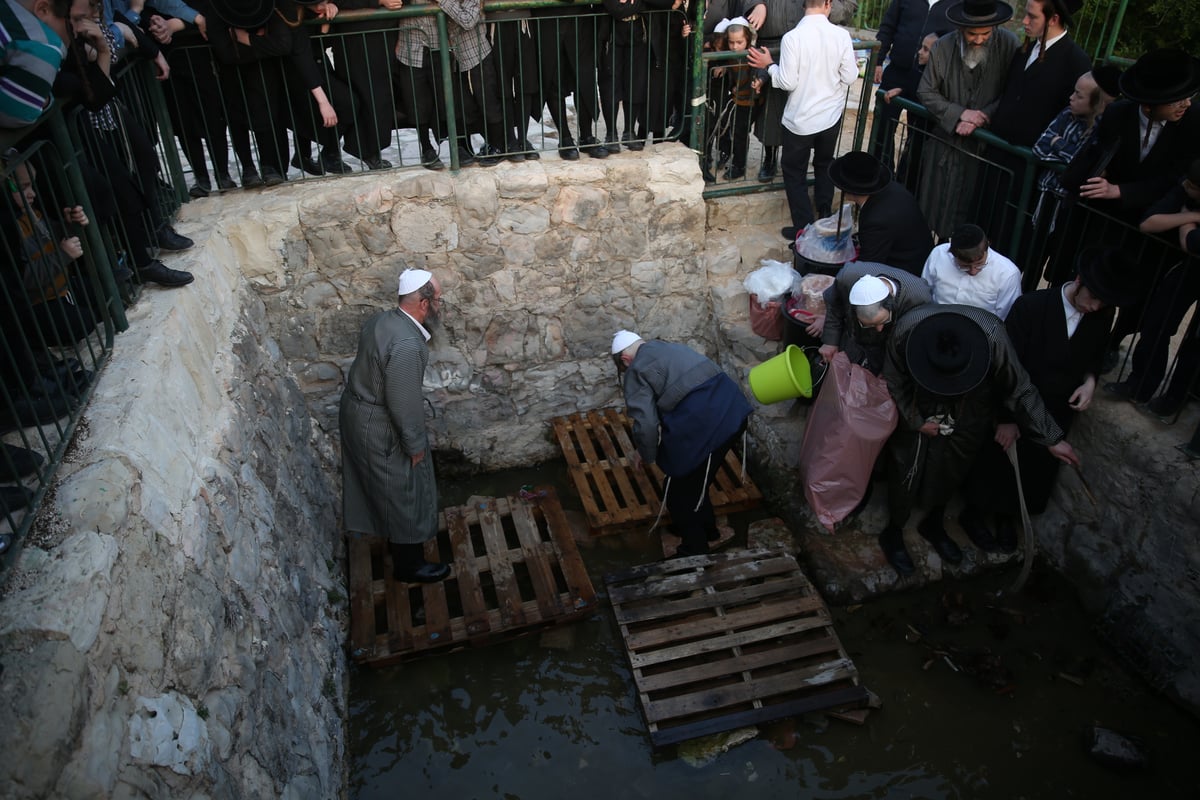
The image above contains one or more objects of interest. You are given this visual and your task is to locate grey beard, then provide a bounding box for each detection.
[963,44,988,70]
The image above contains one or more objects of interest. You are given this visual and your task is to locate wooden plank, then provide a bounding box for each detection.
[603,407,661,504]
[607,553,803,604]
[446,506,491,638]
[625,596,829,652]
[605,547,780,584]
[477,498,528,628]
[629,611,835,669]
[649,685,870,747]
[635,637,847,693]
[536,486,599,612]
[612,573,811,625]
[347,536,377,659]
[420,537,452,647]
[506,497,564,621]
[586,410,650,517]
[550,415,587,469]
[645,660,859,721]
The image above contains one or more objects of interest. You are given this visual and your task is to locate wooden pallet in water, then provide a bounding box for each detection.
[605,548,868,747]
[550,409,762,534]
[347,486,598,667]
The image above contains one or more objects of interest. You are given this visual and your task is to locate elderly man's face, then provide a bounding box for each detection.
[962,26,995,47]
[856,306,892,332]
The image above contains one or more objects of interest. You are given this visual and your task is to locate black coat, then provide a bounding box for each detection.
[1064,100,1200,220]
[857,180,933,275]
[877,0,951,75]
[990,36,1090,148]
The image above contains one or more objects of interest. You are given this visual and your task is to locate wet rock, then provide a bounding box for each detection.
[746,517,796,552]
[677,727,759,767]
[1085,726,1150,770]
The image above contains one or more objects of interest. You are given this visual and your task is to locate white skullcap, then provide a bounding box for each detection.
[714,16,751,32]
[397,268,432,296]
[611,330,642,354]
[849,275,889,306]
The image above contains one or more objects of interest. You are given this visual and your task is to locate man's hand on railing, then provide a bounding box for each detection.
[1080,176,1120,201]
[195,13,208,40]
[746,46,772,70]
[153,51,170,81]
[883,87,901,104]
[379,0,404,9]
[62,205,88,227]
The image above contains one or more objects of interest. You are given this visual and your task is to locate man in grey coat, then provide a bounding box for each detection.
[819,262,933,374]
[340,268,450,583]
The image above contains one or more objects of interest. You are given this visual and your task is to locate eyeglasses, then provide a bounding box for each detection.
[952,254,989,273]
[1167,95,1196,109]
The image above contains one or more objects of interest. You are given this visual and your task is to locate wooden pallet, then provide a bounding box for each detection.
[347,486,598,667]
[604,548,868,747]
[551,409,762,535]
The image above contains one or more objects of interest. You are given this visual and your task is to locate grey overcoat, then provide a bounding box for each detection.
[339,309,438,544]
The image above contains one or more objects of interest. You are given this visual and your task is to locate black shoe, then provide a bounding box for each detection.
[262,167,286,187]
[0,485,32,515]
[475,143,503,167]
[188,181,211,199]
[505,140,527,163]
[0,391,70,433]
[604,135,623,154]
[878,525,915,576]
[559,145,580,161]
[702,166,716,183]
[291,152,325,176]
[716,150,730,169]
[758,148,778,182]
[918,513,962,564]
[782,226,799,240]
[155,225,194,252]
[1,443,44,481]
[138,260,194,287]
[321,153,354,174]
[622,133,644,152]
[995,515,1018,554]
[361,157,392,171]
[725,164,746,180]
[1146,394,1185,422]
[396,559,452,583]
[1104,379,1154,404]
[241,171,264,189]
[419,145,444,170]
[216,174,237,191]
[455,145,477,167]
[959,509,1001,553]
[580,136,609,158]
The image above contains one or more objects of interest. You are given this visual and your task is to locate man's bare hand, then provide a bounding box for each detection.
[746,46,773,69]
[1047,440,1080,466]
[1080,176,1120,200]
[818,343,838,362]
[873,64,883,84]
[805,312,825,338]
[410,449,426,466]
[745,3,766,29]
[994,422,1019,451]
[629,451,644,470]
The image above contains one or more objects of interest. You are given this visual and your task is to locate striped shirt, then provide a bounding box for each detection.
[0,0,66,127]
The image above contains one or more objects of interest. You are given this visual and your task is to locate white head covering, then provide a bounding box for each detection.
[714,16,751,33]
[849,275,890,306]
[398,268,432,296]
[611,330,643,354]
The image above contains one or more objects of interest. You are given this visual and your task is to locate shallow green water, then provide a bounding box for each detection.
[349,463,1200,800]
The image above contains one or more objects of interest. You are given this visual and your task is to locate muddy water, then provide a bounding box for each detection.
[349,463,1199,799]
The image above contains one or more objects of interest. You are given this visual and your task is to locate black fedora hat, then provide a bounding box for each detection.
[1074,247,1134,307]
[945,0,1014,27]
[1119,48,1200,106]
[210,0,276,28]
[906,310,991,396]
[829,151,892,195]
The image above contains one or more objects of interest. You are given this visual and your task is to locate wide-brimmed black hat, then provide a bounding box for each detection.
[1119,48,1200,105]
[906,311,991,396]
[1075,247,1134,307]
[945,0,1014,27]
[1039,0,1083,29]
[829,151,892,195]
[210,0,275,28]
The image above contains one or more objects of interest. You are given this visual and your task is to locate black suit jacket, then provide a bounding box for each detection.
[990,36,1090,148]
[858,180,933,276]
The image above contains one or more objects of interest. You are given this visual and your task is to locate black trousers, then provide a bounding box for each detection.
[664,425,743,557]
[782,120,840,230]
[1128,258,1200,400]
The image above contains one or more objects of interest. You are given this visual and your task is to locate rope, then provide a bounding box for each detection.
[1006,445,1035,593]
[693,453,713,512]
[648,475,670,535]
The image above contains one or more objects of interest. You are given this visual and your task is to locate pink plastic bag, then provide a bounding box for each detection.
[798,352,899,531]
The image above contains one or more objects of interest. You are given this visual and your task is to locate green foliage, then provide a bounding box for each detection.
[1075,0,1200,60]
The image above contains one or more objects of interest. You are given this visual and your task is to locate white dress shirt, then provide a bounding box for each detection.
[1061,283,1083,338]
[921,243,1023,319]
[767,14,859,136]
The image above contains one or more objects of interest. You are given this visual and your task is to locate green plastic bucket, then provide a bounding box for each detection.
[748,345,813,403]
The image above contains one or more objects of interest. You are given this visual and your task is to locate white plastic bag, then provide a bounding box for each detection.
[796,203,856,265]
[743,259,799,303]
